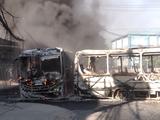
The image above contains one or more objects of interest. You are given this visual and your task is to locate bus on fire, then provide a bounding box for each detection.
[15,47,160,100]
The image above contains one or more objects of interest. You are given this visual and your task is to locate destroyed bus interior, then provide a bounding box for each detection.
[74,50,112,99]
[110,48,160,99]
[74,48,160,100]
[16,48,65,98]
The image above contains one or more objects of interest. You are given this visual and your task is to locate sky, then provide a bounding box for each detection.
[85,0,160,43]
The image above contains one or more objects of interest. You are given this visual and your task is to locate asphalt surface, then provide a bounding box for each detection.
[0,102,76,120]
[0,86,20,100]
[41,100,160,120]
[1,86,160,120]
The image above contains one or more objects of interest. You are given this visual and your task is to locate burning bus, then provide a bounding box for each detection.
[15,48,73,98]
[15,47,160,100]
[74,48,160,99]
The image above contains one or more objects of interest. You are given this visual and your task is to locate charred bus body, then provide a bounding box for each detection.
[74,48,160,100]
[15,47,160,100]
[16,48,73,98]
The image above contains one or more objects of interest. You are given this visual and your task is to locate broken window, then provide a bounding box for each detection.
[41,57,61,73]
[79,55,107,75]
[142,54,160,73]
[110,54,140,74]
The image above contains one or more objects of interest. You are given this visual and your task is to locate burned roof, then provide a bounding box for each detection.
[19,48,63,57]
[76,47,160,56]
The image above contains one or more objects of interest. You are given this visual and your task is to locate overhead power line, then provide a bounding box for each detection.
[102,28,124,37]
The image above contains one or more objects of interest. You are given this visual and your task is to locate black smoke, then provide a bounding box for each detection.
[4,0,106,51]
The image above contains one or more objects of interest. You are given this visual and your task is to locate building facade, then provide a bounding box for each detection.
[0,38,23,80]
[112,34,160,49]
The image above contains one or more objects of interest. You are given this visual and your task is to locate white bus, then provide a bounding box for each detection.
[74,47,160,99]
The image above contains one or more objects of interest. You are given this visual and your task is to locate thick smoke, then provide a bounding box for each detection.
[4,0,106,51]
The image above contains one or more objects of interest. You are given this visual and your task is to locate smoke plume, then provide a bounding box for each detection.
[4,0,106,52]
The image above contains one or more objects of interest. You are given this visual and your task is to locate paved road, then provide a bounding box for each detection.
[0,102,76,120]
[1,87,160,120]
[45,100,160,120]
[0,86,19,100]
